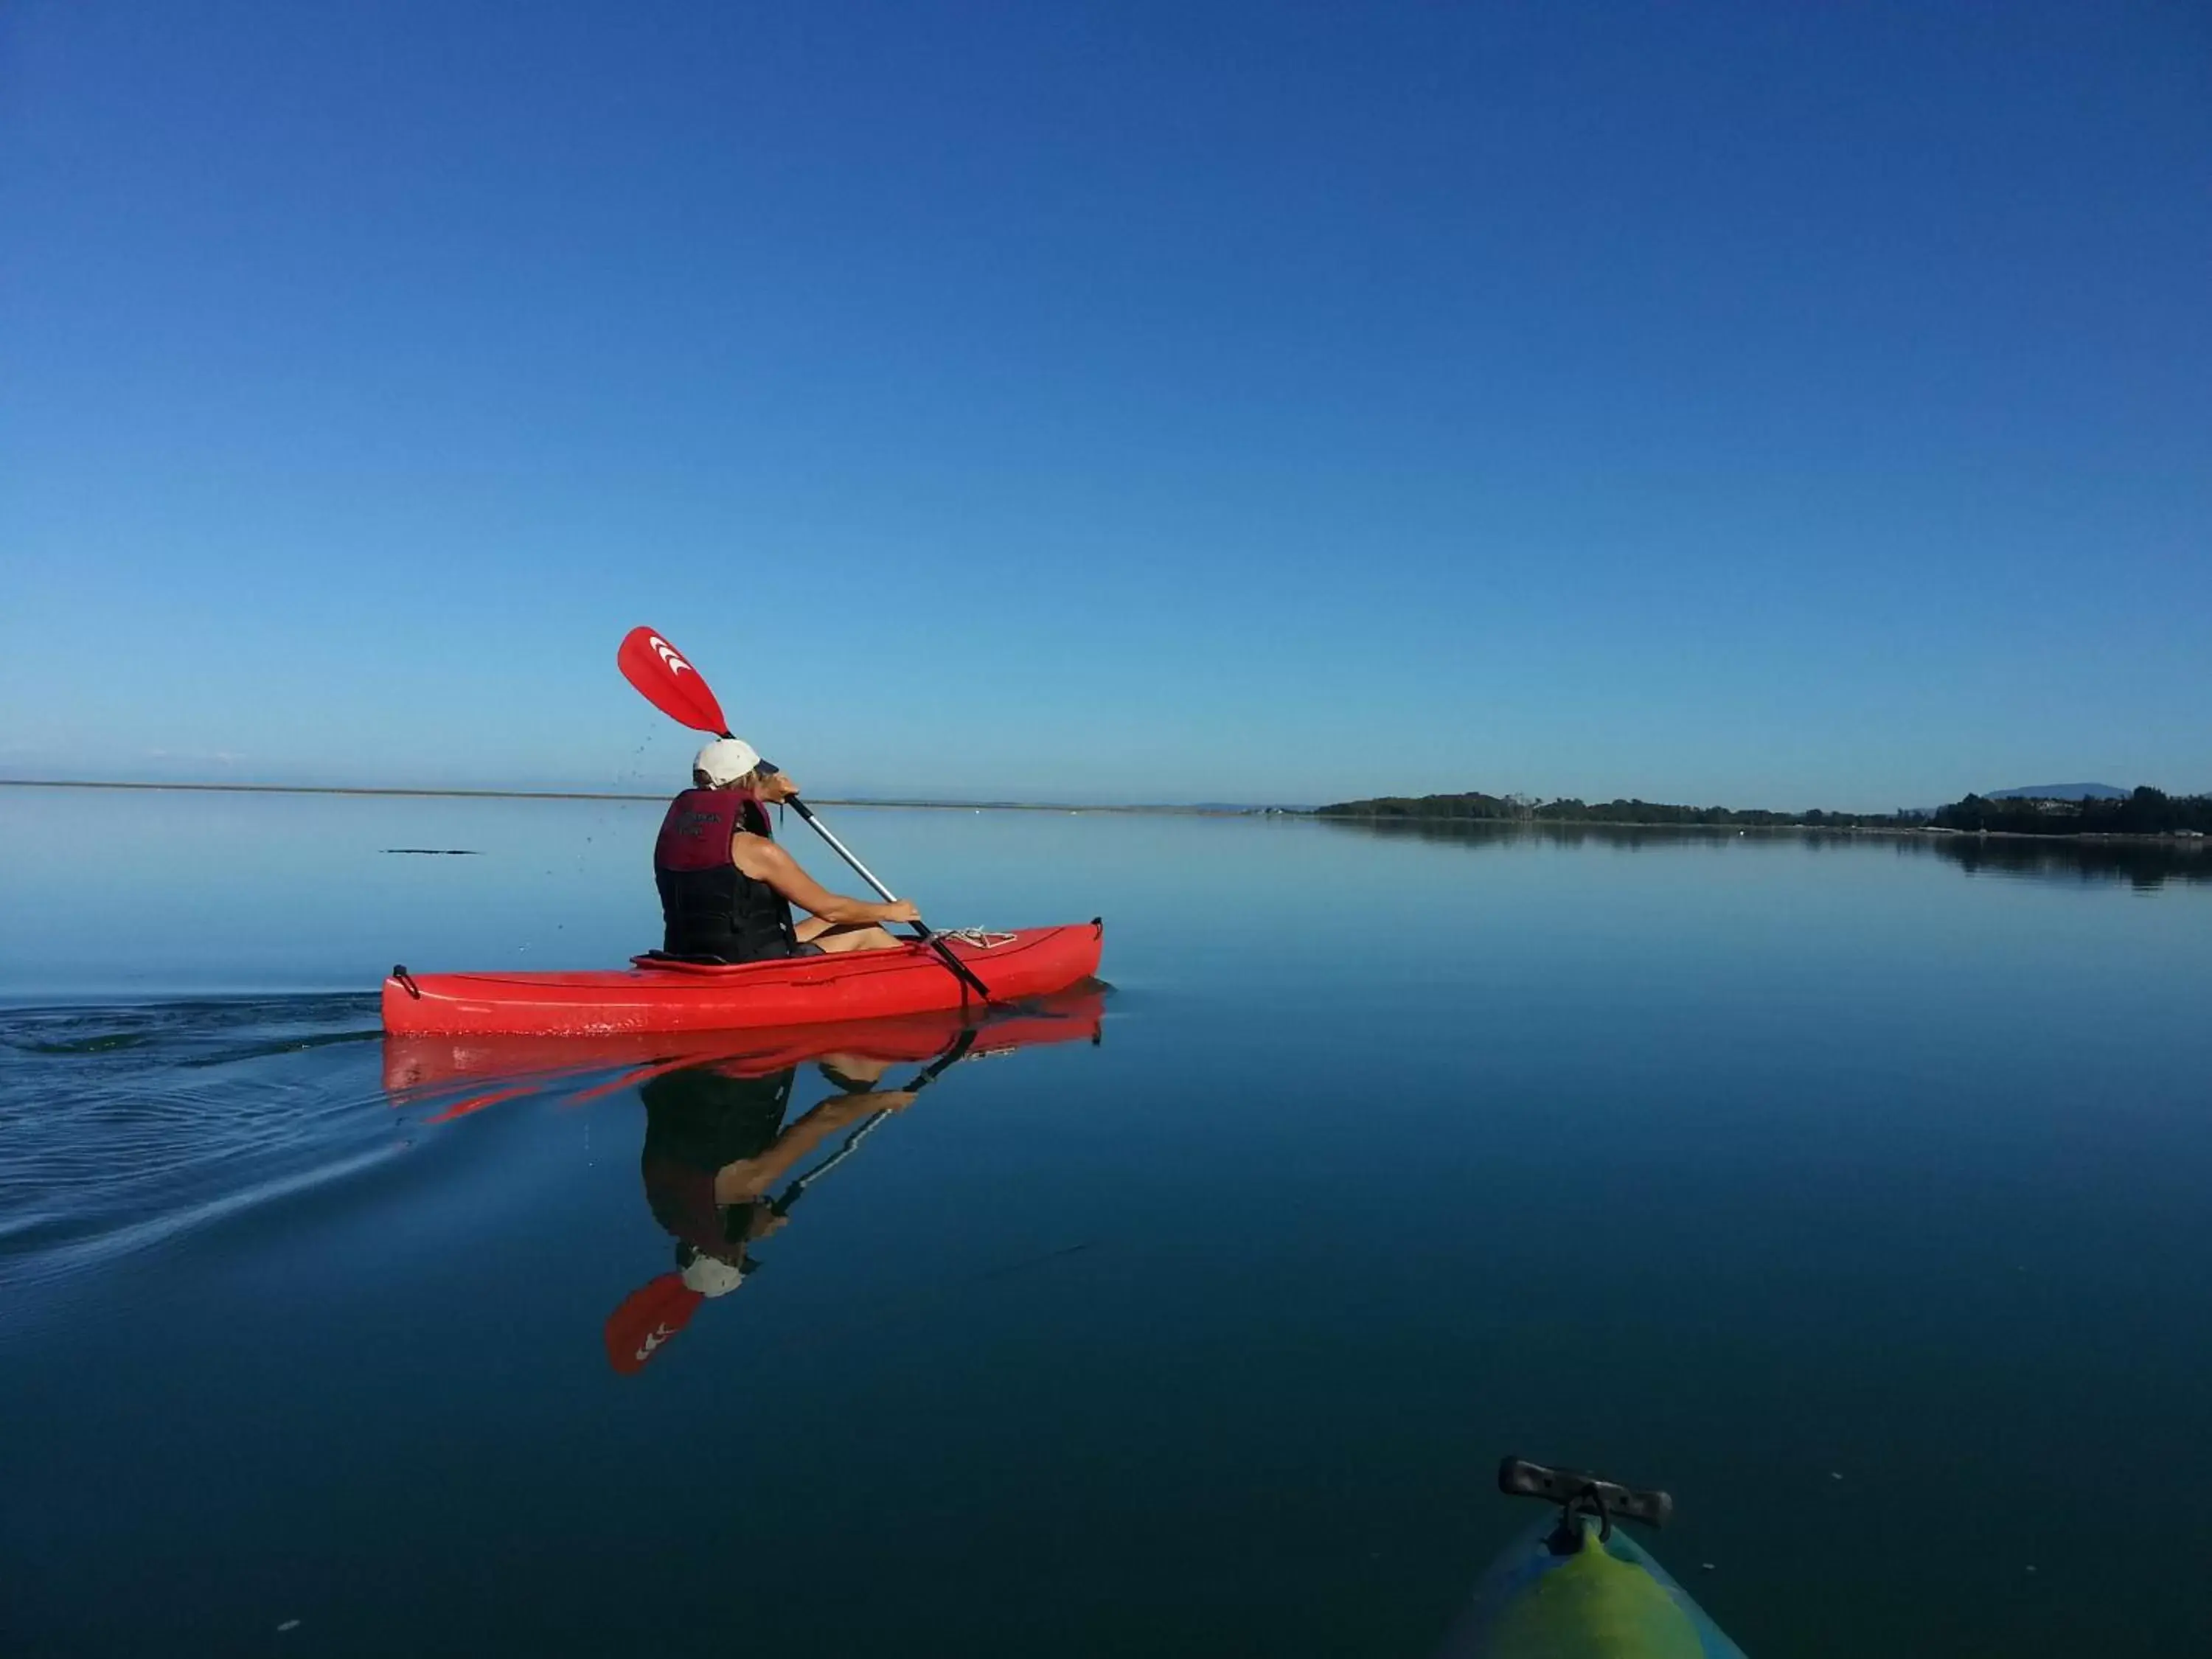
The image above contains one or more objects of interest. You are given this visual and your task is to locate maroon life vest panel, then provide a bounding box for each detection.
[654,789,746,872]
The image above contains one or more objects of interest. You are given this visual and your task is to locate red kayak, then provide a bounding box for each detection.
[382,981,1107,1096]
[380,919,1104,1037]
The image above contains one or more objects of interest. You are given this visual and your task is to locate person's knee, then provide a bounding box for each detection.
[811,923,898,956]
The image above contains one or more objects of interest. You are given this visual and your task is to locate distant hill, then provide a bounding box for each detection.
[1986,783,2128,801]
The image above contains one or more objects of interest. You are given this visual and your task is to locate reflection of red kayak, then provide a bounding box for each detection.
[383,981,1107,1105]
[380,920,1102,1037]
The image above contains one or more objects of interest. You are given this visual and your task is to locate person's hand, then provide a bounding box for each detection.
[878,898,922,926]
[713,1157,771,1205]
[869,1088,919,1113]
[742,1208,792,1243]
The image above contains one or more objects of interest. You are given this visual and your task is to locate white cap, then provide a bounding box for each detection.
[693,737,761,786]
[681,1251,748,1298]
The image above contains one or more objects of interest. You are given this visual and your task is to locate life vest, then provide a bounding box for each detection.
[652,788,796,961]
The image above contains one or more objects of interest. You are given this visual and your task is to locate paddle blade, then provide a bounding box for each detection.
[602,1273,706,1375]
[618,626,729,736]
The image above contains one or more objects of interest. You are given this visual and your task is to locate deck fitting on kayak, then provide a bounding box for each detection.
[1499,1457,1674,1548]
[390,964,421,1001]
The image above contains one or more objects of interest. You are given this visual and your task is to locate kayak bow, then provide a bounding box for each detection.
[1436,1459,1748,1658]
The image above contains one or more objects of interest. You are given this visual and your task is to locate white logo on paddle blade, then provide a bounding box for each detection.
[648,636,691,677]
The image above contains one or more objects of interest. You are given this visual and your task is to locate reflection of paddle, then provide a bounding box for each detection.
[602,1271,708,1377]
[770,1026,979,1218]
[599,1026,981,1374]
[616,626,992,1002]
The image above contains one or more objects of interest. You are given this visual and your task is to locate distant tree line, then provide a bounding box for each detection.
[1310,791,1909,829]
[1315,785,2212,837]
[1311,790,1517,821]
[1932,787,2212,837]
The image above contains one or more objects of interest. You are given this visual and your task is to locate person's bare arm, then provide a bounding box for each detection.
[711,1087,919,1204]
[729,832,919,927]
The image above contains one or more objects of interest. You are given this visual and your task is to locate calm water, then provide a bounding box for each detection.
[3,786,2209,1657]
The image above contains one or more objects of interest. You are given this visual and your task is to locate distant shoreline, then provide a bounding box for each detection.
[0,779,1273,815]
[1313,783,2211,846]
[10,780,2204,846]
[1309,813,2210,849]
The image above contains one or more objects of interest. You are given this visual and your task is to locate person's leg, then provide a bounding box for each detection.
[815,1054,893,1090]
[793,918,903,954]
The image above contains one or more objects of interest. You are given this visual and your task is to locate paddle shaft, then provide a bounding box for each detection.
[786,797,992,1001]
[769,1109,894,1217]
[771,1029,978,1217]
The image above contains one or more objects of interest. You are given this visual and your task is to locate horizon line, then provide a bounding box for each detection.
[0,778,1286,815]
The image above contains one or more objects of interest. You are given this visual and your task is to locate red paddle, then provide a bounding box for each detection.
[617,626,992,1001]
[616,629,731,735]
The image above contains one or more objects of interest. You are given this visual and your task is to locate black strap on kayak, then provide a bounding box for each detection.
[391,964,421,1001]
[1565,1483,1614,1545]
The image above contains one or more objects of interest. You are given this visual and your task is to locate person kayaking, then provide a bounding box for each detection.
[654,737,921,963]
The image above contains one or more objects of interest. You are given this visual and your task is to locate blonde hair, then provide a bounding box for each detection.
[694,762,776,790]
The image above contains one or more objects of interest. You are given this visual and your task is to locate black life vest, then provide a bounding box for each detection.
[653,788,796,962]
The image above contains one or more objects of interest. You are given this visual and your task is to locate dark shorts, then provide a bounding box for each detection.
[726,936,824,963]
[655,939,824,964]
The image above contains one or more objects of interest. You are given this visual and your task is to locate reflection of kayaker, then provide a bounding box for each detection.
[1435,1459,1748,1657]
[591,986,1106,1374]
[605,1055,922,1375]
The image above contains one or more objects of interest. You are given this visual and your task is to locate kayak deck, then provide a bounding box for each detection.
[1439,1517,1747,1657]
[381,920,1103,1037]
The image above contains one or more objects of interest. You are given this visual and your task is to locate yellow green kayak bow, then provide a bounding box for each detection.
[1434,1459,1749,1658]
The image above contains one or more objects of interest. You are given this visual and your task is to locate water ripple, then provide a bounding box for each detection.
[0,995,401,1295]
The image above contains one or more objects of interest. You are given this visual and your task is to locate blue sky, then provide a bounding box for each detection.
[4,1,2207,807]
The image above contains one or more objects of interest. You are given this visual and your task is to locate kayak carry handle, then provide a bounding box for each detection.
[1498,1458,1673,1533]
